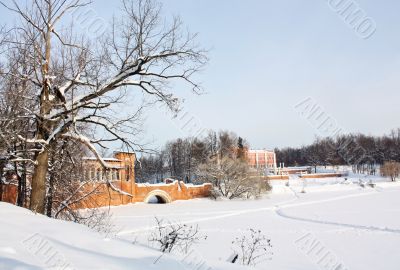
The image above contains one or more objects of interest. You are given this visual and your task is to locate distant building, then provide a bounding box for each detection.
[82,152,136,183]
[247,149,277,172]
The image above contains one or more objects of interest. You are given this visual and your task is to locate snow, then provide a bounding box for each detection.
[110,175,400,270]
[0,203,247,269]
[2,175,400,269]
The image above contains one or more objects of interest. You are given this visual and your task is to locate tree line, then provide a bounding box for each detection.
[136,130,245,183]
[138,129,400,182]
[274,129,400,173]
[136,130,270,199]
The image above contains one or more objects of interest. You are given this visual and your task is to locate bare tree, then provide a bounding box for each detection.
[0,30,35,207]
[46,138,92,217]
[218,131,237,158]
[0,0,207,213]
[196,156,261,200]
[136,152,166,183]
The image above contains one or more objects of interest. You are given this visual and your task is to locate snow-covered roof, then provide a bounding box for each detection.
[113,151,136,155]
[82,157,121,162]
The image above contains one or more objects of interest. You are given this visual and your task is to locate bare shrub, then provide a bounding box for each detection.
[57,207,118,238]
[381,161,400,182]
[80,209,118,237]
[149,217,206,254]
[231,229,273,267]
[196,157,262,200]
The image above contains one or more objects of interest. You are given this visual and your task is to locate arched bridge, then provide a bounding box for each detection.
[143,190,173,204]
[77,180,212,208]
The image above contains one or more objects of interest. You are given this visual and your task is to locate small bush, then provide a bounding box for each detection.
[149,217,207,254]
[381,161,400,182]
[231,228,273,267]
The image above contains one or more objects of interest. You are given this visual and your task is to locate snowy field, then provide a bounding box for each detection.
[1,175,400,270]
[0,203,246,270]
[111,176,400,270]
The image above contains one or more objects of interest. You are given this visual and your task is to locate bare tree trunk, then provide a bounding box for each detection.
[18,164,27,207]
[30,149,49,213]
[15,162,22,206]
[46,147,59,217]
[46,171,55,217]
[0,161,4,201]
[30,3,52,214]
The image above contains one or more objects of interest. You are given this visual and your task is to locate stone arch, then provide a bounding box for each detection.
[143,190,173,204]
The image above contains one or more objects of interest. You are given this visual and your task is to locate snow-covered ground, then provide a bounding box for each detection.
[1,175,400,269]
[0,204,247,270]
[111,175,400,270]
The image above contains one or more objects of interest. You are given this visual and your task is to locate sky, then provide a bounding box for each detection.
[1,0,400,150]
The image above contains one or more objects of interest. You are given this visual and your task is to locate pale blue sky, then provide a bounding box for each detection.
[2,1,400,150]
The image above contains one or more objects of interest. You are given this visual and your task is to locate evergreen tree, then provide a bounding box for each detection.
[237,137,246,160]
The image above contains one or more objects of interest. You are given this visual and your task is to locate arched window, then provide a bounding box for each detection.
[90,168,95,181]
[96,169,102,181]
[108,169,113,181]
[85,168,90,181]
[112,169,118,180]
[103,169,108,181]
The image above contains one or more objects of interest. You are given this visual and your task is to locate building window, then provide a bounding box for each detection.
[86,169,89,181]
[125,165,131,181]
[102,169,107,181]
[90,168,95,181]
[96,169,102,181]
[112,169,118,181]
[108,169,112,181]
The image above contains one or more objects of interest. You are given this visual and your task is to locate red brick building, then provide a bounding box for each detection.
[79,151,211,207]
[1,152,211,208]
[247,149,277,172]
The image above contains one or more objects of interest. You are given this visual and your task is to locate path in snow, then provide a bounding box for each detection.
[118,186,397,236]
[274,187,400,234]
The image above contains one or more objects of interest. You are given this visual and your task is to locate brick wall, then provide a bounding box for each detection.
[299,173,345,179]
[74,181,212,208]
[264,175,289,181]
[0,184,18,204]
